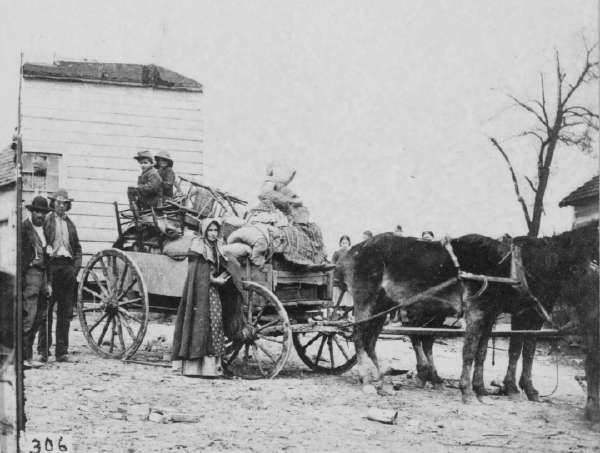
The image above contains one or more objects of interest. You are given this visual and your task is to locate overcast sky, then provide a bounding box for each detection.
[0,1,597,253]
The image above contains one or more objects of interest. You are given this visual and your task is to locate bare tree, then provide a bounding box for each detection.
[491,40,599,237]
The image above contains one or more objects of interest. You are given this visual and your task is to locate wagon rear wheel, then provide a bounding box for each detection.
[292,293,356,374]
[77,249,149,359]
[223,281,292,379]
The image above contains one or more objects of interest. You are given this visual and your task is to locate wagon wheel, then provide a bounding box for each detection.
[77,248,149,359]
[292,291,356,374]
[222,281,292,379]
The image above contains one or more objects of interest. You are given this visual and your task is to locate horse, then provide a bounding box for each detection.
[342,233,532,402]
[502,222,599,403]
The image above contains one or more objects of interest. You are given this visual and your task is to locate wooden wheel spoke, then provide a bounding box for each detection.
[252,344,267,376]
[300,333,321,352]
[256,333,284,344]
[328,337,335,369]
[115,262,129,298]
[256,318,280,333]
[115,316,127,351]
[255,342,277,365]
[82,286,105,301]
[81,305,104,313]
[315,336,327,364]
[226,343,243,367]
[108,317,118,353]
[97,313,113,347]
[117,313,137,340]
[88,270,110,299]
[88,313,108,333]
[332,335,351,361]
[118,308,143,324]
[118,277,139,300]
[252,306,267,326]
[98,258,114,296]
[118,297,142,307]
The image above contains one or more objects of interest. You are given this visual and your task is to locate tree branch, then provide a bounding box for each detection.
[560,43,599,108]
[524,176,538,194]
[490,138,532,229]
[508,94,549,127]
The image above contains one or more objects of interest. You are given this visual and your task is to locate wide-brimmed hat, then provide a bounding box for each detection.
[25,195,51,213]
[134,150,154,163]
[48,189,73,202]
[154,150,173,166]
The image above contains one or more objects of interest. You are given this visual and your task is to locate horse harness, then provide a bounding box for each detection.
[347,237,554,328]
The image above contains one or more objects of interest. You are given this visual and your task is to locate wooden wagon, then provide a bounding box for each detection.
[76,180,356,379]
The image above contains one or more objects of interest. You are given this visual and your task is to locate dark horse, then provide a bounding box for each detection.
[501,223,598,412]
[343,225,598,405]
[343,233,523,402]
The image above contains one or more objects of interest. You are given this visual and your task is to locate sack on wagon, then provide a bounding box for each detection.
[225,224,277,267]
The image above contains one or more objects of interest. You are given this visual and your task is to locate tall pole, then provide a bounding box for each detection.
[14,51,25,444]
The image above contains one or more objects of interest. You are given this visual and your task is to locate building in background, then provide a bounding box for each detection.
[19,61,204,264]
[559,175,599,228]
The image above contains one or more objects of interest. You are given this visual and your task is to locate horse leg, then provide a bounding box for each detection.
[472,315,495,400]
[365,293,390,383]
[410,336,429,388]
[503,316,525,398]
[518,318,544,402]
[423,336,444,389]
[517,336,540,401]
[353,289,382,389]
[460,307,485,404]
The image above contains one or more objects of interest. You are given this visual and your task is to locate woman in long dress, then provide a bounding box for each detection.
[331,235,353,310]
[171,218,242,377]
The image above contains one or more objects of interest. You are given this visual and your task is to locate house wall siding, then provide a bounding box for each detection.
[21,79,203,264]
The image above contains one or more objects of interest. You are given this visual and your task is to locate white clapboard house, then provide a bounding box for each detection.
[559,175,599,229]
[18,60,204,265]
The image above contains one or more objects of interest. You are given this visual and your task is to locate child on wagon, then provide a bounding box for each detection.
[134,150,163,209]
[154,150,181,203]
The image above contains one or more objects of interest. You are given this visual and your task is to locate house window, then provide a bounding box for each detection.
[22,153,61,195]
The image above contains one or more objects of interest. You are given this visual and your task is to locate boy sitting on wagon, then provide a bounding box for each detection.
[154,150,181,203]
[134,150,163,209]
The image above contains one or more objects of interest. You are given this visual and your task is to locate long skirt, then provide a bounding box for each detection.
[172,257,225,376]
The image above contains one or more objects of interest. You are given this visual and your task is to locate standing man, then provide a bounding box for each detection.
[22,196,51,368]
[40,189,81,363]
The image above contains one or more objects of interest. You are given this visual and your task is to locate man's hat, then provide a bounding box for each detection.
[134,150,154,163]
[25,195,51,213]
[48,188,73,202]
[154,150,173,165]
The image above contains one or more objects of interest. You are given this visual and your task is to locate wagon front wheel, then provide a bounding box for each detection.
[77,249,149,359]
[292,292,356,374]
[222,281,292,379]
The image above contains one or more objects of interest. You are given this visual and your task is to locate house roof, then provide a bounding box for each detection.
[559,175,598,207]
[23,61,203,92]
[0,145,16,189]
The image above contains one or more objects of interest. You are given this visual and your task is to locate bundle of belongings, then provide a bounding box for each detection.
[222,163,327,268]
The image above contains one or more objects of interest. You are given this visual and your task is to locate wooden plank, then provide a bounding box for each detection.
[77,227,118,243]
[380,327,561,338]
[70,201,128,218]
[24,139,203,157]
[23,80,203,110]
[20,128,203,152]
[22,116,203,142]
[72,214,118,230]
[21,109,203,129]
[274,270,331,287]
[66,164,202,181]
[123,252,188,297]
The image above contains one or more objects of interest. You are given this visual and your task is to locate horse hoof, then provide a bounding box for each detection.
[476,394,492,405]
[506,391,521,401]
[362,384,377,395]
[432,382,444,391]
[526,392,540,402]
[461,393,477,404]
[415,377,427,389]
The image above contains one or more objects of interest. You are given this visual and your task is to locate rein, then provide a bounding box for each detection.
[347,237,556,329]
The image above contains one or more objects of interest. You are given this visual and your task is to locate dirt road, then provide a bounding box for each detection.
[24,320,599,452]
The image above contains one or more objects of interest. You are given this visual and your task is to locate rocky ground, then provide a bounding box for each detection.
[23,318,599,453]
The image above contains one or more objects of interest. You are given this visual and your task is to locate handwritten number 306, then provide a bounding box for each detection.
[29,436,69,452]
